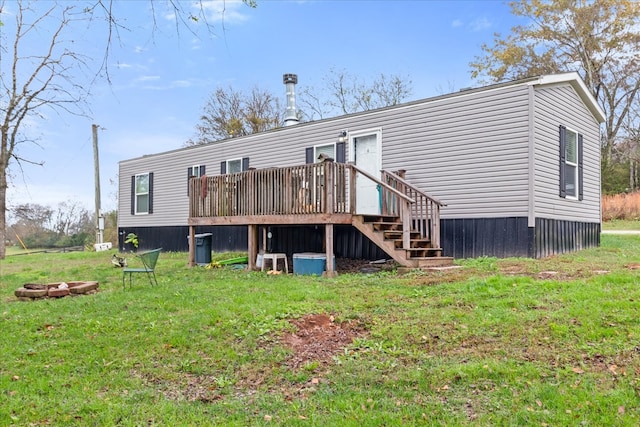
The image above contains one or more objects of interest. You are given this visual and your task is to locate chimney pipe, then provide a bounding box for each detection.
[283,73,299,126]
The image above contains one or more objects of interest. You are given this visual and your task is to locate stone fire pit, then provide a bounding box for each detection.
[15,281,99,300]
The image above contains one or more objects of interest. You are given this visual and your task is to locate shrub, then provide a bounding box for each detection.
[602,192,640,220]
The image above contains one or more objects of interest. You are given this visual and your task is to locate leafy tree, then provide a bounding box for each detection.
[0,0,257,258]
[8,201,92,248]
[299,68,413,120]
[469,0,640,192]
[187,86,283,144]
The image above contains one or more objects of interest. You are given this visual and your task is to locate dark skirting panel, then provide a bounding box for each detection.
[441,217,531,259]
[533,217,600,258]
[118,224,387,260]
[268,225,386,260]
[440,217,600,259]
[119,217,600,259]
[118,226,247,253]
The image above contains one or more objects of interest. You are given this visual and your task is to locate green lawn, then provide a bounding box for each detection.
[1,238,639,425]
[602,219,640,230]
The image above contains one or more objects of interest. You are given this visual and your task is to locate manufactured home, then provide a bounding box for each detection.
[118,72,605,269]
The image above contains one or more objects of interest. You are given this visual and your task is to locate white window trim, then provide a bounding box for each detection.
[564,127,579,200]
[135,173,150,215]
[191,165,204,177]
[313,142,336,163]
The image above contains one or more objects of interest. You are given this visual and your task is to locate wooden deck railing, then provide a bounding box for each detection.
[190,162,348,217]
[189,162,445,250]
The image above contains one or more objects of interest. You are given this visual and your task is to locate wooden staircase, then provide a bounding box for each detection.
[352,214,453,269]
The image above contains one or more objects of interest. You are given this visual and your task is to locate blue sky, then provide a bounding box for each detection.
[5,0,517,214]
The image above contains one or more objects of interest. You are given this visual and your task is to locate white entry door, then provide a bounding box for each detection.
[352,131,381,215]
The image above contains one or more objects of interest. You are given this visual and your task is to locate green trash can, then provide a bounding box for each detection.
[193,233,212,265]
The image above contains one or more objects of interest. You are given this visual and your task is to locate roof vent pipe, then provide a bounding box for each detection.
[283,73,299,126]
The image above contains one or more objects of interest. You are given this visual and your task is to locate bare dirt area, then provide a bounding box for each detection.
[138,313,367,402]
[281,313,365,369]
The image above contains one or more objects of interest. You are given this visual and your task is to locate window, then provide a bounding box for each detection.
[305,142,345,164]
[190,165,205,177]
[220,158,249,174]
[187,165,206,195]
[131,173,153,215]
[559,125,583,200]
[314,143,336,163]
[227,159,242,173]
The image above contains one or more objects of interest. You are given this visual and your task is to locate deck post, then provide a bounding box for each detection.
[402,201,411,250]
[324,159,335,214]
[248,224,258,270]
[323,223,337,277]
[188,225,196,267]
[348,163,356,213]
[432,204,441,248]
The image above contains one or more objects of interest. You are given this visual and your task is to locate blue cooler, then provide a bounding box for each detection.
[293,252,335,275]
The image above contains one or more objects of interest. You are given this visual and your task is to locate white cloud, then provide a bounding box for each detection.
[470,17,492,31]
[7,182,94,212]
[171,80,192,88]
[136,75,161,82]
[193,0,251,25]
[451,19,463,28]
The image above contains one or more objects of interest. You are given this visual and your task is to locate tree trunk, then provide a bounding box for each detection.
[0,164,7,259]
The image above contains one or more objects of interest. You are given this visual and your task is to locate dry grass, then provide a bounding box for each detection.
[602,192,640,220]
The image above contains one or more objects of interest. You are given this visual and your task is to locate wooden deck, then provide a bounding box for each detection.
[188,160,448,272]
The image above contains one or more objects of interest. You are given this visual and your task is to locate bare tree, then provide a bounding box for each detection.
[0,1,91,258]
[186,86,282,144]
[298,68,413,121]
[0,0,258,258]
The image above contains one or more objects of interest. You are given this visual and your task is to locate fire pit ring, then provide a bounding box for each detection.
[15,281,99,300]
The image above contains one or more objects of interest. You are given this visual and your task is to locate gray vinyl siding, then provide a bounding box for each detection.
[382,85,531,219]
[533,84,601,222]
[119,77,600,229]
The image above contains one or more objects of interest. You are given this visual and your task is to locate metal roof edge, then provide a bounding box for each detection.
[528,72,606,123]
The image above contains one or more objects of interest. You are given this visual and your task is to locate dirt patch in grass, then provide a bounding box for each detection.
[281,313,366,369]
[136,314,367,402]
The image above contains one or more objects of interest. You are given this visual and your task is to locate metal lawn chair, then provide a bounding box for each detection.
[122,248,162,290]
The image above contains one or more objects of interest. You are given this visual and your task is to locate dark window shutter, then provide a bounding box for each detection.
[242,157,250,171]
[305,147,314,164]
[200,165,206,176]
[559,125,566,198]
[148,172,154,214]
[187,167,193,196]
[130,175,135,215]
[336,142,346,163]
[220,161,226,174]
[578,133,583,201]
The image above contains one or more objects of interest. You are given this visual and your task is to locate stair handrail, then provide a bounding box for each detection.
[381,170,447,207]
[348,163,414,249]
[381,170,445,249]
[348,164,415,204]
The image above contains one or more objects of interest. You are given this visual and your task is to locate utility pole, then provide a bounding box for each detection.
[92,124,104,246]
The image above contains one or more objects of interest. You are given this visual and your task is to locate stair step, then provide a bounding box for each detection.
[362,215,400,223]
[383,230,421,239]
[402,248,443,258]
[371,222,403,231]
[392,238,432,249]
[413,255,452,265]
